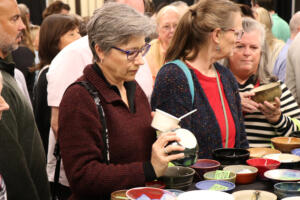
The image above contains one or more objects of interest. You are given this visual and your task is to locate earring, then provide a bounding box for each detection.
[216,45,220,52]
[100,58,104,64]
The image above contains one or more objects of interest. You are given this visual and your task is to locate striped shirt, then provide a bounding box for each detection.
[239,80,300,147]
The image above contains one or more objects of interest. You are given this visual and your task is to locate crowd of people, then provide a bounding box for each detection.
[0,0,300,199]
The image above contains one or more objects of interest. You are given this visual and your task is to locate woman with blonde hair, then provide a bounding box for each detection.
[151,0,249,158]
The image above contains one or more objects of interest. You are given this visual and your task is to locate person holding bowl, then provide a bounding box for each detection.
[224,17,300,147]
[151,0,249,159]
[57,3,184,199]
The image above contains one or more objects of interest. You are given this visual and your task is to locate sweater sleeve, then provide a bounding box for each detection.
[151,63,194,129]
[58,84,147,197]
[270,82,300,135]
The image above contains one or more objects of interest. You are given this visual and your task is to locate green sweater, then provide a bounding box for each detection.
[0,61,50,200]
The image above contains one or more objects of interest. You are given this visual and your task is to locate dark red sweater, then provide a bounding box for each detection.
[58,64,156,199]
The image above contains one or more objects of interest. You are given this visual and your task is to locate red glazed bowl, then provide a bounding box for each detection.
[246,158,280,178]
[191,159,220,181]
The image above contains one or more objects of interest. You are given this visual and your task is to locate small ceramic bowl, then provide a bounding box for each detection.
[251,82,282,103]
[195,180,235,193]
[178,190,234,200]
[282,197,300,200]
[246,158,280,178]
[126,187,176,200]
[203,170,236,183]
[191,159,220,181]
[158,166,195,190]
[164,189,184,197]
[232,190,277,200]
[271,137,300,153]
[111,189,129,200]
[274,182,300,199]
[247,147,281,159]
[223,165,258,184]
[292,148,300,156]
[212,148,250,165]
[263,153,300,169]
[264,169,300,182]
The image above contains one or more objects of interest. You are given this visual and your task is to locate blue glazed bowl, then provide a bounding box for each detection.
[274,182,300,199]
[195,180,235,193]
[291,148,300,156]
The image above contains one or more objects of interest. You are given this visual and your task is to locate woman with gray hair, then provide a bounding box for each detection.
[57,3,184,199]
[225,17,300,147]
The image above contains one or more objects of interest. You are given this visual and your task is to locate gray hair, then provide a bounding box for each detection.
[225,17,275,84]
[87,2,155,62]
[290,11,300,34]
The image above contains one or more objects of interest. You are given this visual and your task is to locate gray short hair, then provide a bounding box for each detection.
[87,2,155,62]
[290,11,300,34]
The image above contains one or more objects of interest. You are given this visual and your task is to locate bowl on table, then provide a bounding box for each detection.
[247,147,281,159]
[223,165,258,184]
[203,170,236,183]
[145,180,166,189]
[264,169,300,182]
[195,180,235,193]
[178,190,234,200]
[292,148,300,156]
[274,182,300,199]
[251,82,282,103]
[246,158,280,178]
[263,153,300,169]
[111,190,129,200]
[271,137,300,153]
[190,159,220,181]
[164,189,184,197]
[232,190,277,200]
[158,166,195,190]
[212,148,250,165]
[126,187,176,200]
[282,197,300,200]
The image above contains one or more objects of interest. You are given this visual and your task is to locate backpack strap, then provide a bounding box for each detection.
[167,59,194,104]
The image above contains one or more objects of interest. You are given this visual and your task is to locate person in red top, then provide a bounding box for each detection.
[58,3,184,199]
[151,0,249,158]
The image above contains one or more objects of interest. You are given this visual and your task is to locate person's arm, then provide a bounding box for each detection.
[50,107,59,139]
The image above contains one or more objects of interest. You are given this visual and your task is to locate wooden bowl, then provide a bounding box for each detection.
[248,147,281,159]
[223,165,258,184]
[251,82,282,103]
[271,137,300,153]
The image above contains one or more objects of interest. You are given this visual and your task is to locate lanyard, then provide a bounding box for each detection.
[213,66,229,148]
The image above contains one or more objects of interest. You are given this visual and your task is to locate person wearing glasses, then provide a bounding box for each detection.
[224,17,300,147]
[151,0,249,159]
[57,3,184,199]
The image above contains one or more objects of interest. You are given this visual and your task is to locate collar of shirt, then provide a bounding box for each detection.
[92,63,136,113]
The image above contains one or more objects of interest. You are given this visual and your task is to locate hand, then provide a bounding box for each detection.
[151,132,184,177]
[240,91,259,113]
[258,97,281,123]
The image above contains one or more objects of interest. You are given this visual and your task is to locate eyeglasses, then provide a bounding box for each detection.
[160,23,178,32]
[223,28,244,40]
[111,43,151,61]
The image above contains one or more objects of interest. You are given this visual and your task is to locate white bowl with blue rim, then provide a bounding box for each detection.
[195,180,235,193]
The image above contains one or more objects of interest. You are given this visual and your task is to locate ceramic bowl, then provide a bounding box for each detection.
[212,148,250,165]
[126,187,176,200]
[195,180,235,193]
[111,190,129,200]
[282,197,300,200]
[263,153,300,169]
[271,137,300,153]
[190,159,220,181]
[291,148,300,156]
[223,165,258,184]
[203,170,236,183]
[158,166,195,190]
[232,190,277,200]
[164,189,184,197]
[178,190,234,200]
[145,180,166,189]
[264,169,300,182]
[251,82,282,103]
[274,182,300,199]
[169,128,199,167]
[247,147,281,159]
[246,158,281,178]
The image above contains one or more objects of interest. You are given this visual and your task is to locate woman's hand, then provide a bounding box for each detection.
[258,97,281,123]
[150,132,184,178]
[240,91,259,113]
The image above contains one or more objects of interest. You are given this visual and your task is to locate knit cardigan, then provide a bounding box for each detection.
[151,62,249,158]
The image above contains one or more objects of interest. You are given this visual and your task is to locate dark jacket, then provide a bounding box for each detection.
[58,64,156,199]
[0,58,50,200]
[151,62,249,158]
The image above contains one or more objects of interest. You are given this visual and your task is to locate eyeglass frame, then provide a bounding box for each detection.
[222,28,244,40]
[111,43,151,61]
